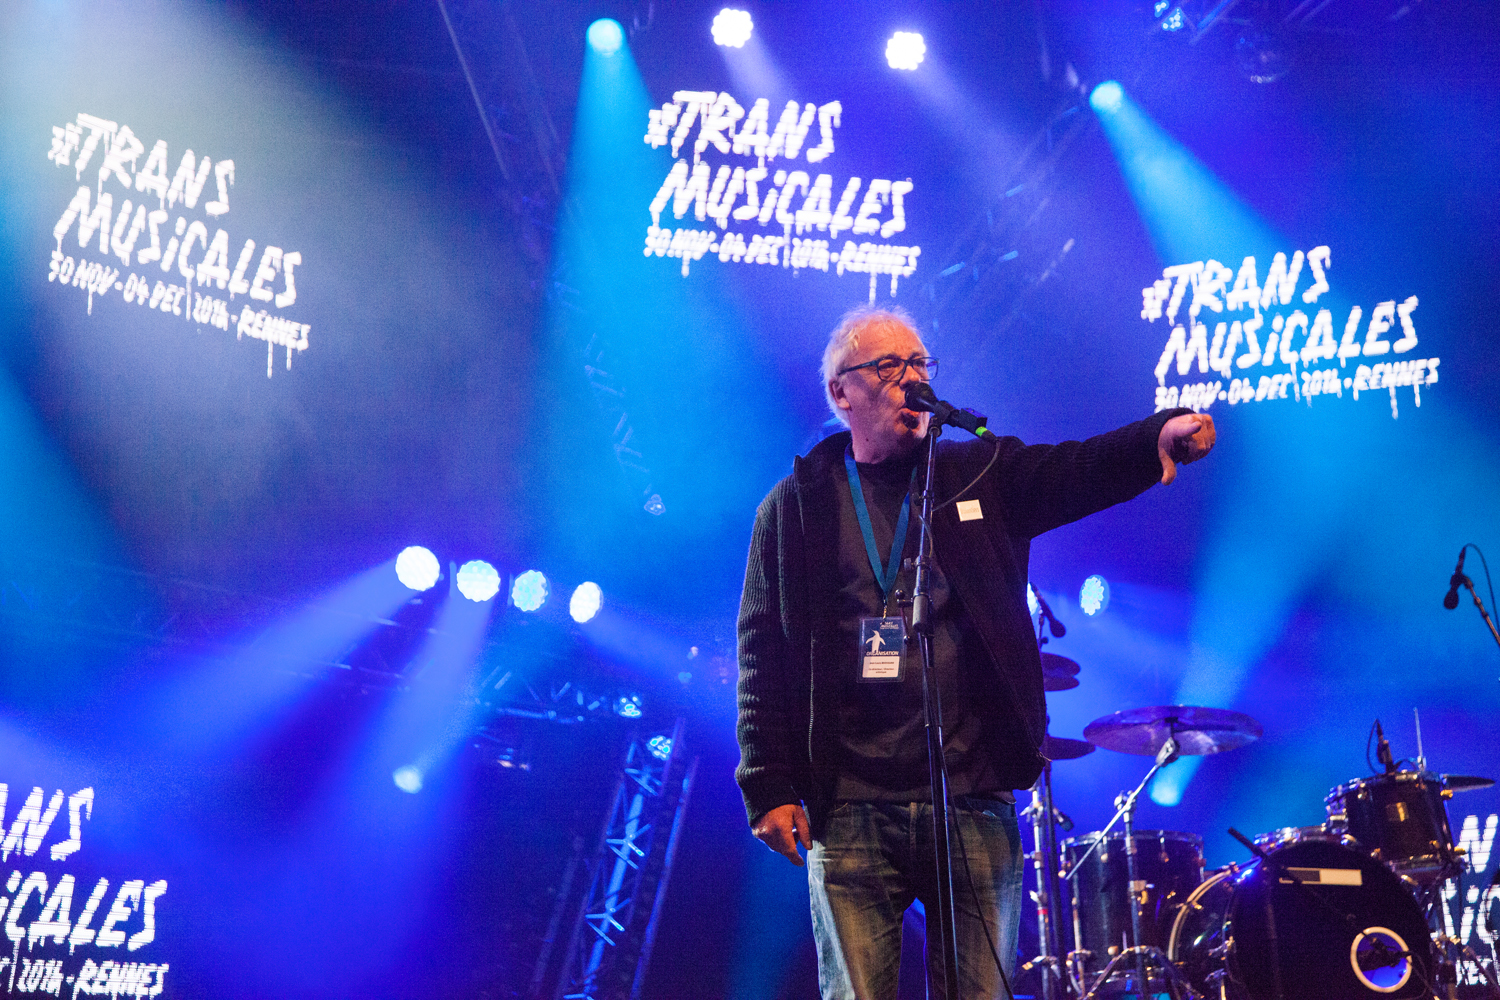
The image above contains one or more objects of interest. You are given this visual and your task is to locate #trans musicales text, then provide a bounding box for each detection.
[0,785,168,999]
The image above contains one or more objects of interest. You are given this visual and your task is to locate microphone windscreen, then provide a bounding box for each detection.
[903,381,939,411]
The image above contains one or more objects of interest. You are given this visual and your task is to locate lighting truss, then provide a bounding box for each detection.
[545,719,696,1000]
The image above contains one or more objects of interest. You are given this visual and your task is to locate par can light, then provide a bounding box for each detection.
[587,18,624,56]
[395,546,440,592]
[886,31,926,71]
[570,581,603,623]
[456,560,501,602]
[712,9,753,48]
[1080,574,1111,616]
[511,570,549,612]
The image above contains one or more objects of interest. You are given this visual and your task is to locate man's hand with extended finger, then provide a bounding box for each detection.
[752,802,813,867]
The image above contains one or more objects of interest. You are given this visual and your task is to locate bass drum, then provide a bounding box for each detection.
[1169,839,1432,1000]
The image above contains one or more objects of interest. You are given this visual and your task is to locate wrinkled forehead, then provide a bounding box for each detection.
[846,318,926,363]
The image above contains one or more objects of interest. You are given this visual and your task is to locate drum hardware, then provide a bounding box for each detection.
[1061,735,1191,999]
[1028,719,1090,1000]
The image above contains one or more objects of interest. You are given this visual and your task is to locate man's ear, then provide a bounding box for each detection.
[829,379,852,411]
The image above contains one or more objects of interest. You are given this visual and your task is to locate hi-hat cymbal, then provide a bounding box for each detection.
[1041,652,1081,675]
[1443,774,1495,793]
[1041,734,1096,761]
[1083,705,1263,757]
[1042,653,1080,692]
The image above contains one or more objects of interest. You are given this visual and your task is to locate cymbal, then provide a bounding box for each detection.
[1041,734,1096,761]
[1443,774,1495,793]
[1083,705,1263,757]
[1042,653,1080,692]
[1041,652,1081,675]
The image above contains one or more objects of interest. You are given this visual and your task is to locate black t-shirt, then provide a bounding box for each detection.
[832,444,1015,801]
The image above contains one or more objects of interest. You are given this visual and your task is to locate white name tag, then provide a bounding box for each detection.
[956,499,983,521]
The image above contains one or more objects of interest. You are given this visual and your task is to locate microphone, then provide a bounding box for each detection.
[1443,546,1468,610]
[903,382,993,439]
[1034,592,1067,638]
[1375,719,1396,775]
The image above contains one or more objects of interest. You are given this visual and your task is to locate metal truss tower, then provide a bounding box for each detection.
[546,719,697,1000]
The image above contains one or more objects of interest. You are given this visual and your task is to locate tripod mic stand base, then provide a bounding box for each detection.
[1080,945,1203,1000]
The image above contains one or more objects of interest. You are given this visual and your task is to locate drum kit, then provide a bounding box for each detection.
[1023,653,1498,1000]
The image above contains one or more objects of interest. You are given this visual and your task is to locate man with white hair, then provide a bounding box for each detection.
[735,305,1215,999]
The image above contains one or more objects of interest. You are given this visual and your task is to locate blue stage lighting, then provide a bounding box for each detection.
[392,765,423,794]
[886,31,926,71]
[648,735,673,760]
[1080,574,1111,616]
[456,560,500,602]
[395,546,440,592]
[614,693,643,719]
[1090,81,1124,114]
[712,9,753,48]
[587,18,624,56]
[569,581,603,623]
[511,570,548,612]
[1026,583,1040,617]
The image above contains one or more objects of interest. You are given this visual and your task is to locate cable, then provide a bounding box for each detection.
[951,793,1016,1000]
[934,434,1003,514]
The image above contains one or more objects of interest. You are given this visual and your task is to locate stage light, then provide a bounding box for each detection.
[1157,5,1186,31]
[1090,81,1124,115]
[1026,583,1040,617]
[614,693,643,719]
[587,18,624,56]
[393,765,423,794]
[511,570,548,611]
[712,8,753,48]
[570,581,603,623]
[456,560,500,602]
[647,735,673,760]
[885,31,926,71]
[1080,574,1111,616]
[395,546,440,592]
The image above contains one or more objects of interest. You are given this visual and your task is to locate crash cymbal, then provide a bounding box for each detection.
[1041,652,1081,676]
[1041,734,1096,761]
[1083,705,1263,757]
[1042,653,1080,691]
[1443,774,1496,793]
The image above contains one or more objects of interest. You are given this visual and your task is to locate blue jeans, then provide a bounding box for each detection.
[808,799,1024,1000]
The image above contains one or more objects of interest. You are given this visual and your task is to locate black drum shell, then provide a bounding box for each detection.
[1325,771,1455,881]
[1169,839,1432,1000]
[1062,830,1204,978]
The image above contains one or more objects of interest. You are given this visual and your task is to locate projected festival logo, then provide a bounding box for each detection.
[44,113,306,378]
[1143,248,1438,419]
[642,91,919,301]
[0,784,168,998]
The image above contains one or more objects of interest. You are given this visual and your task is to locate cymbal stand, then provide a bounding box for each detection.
[1023,761,1065,1000]
[1061,737,1192,1000]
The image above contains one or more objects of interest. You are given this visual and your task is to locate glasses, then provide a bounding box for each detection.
[837,355,939,383]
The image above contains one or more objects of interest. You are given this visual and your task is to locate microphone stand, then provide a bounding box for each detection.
[1455,574,1500,655]
[911,421,963,1000]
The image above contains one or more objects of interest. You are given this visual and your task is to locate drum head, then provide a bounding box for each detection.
[1225,840,1430,1000]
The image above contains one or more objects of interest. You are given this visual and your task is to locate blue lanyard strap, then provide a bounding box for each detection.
[844,451,915,604]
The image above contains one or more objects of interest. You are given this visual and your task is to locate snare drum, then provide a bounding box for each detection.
[1062,830,1204,983]
[1168,838,1432,1000]
[1325,772,1456,882]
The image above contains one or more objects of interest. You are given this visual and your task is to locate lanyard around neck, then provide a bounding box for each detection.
[844,451,916,604]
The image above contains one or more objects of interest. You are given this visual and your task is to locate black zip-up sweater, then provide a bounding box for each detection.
[734,410,1186,831]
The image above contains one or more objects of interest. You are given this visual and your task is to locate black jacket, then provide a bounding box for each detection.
[734,411,1184,831]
